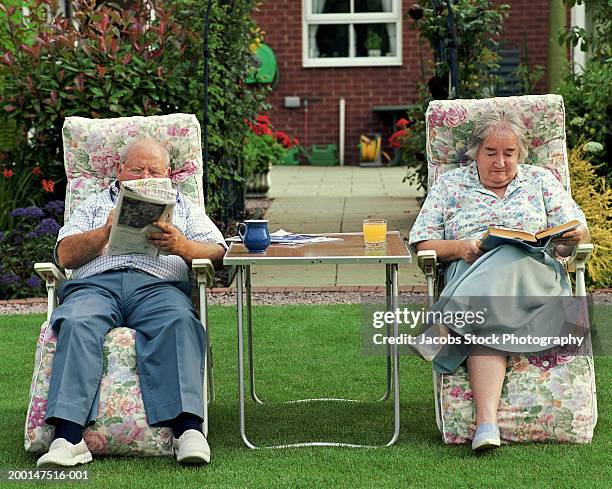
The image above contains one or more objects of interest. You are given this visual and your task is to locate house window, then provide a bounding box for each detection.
[302,0,402,68]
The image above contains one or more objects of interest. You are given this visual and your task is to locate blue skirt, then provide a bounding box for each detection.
[430,245,577,373]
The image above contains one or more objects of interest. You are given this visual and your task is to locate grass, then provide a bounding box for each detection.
[0,304,610,488]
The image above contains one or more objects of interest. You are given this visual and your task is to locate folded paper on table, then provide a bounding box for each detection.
[227,229,344,245]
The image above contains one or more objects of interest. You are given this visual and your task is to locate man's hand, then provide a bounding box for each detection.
[57,208,116,269]
[460,239,485,264]
[148,221,188,255]
[104,209,115,237]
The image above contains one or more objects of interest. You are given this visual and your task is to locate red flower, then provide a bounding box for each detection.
[396,118,409,129]
[293,137,300,146]
[3,168,13,177]
[255,114,271,126]
[32,166,42,176]
[388,129,407,149]
[42,179,55,193]
[274,131,293,148]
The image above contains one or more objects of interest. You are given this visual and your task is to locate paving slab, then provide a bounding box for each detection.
[234,166,427,287]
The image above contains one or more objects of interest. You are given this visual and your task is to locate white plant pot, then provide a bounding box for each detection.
[368,49,381,57]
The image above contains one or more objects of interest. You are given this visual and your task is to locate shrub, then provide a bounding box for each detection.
[244,115,297,175]
[167,0,269,218]
[0,200,64,299]
[568,146,612,288]
[558,0,611,182]
[0,0,267,219]
[0,164,50,232]
[399,0,509,190]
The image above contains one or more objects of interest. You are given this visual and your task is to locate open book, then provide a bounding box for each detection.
[479,219,581,253]
[108,178,176,257]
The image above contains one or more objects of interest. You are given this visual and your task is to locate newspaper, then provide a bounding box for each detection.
[227,229,344,245]
[107,178,176,257]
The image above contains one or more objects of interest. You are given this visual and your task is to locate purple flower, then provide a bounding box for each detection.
[45,200,65,215]
[26,276,42,288]
[0,273,20,286]
[33,218,60,237]
[10,206,44,219]
[0,231,4,242]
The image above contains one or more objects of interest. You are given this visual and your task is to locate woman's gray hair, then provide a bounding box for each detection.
[465,109,529,163]
[121,136,170,167]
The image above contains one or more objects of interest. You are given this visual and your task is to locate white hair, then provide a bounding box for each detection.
[465,109,529,163]
[121,136,170,167]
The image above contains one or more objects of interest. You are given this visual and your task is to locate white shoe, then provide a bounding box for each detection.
[37,438,92,468]
[173,430,211,464]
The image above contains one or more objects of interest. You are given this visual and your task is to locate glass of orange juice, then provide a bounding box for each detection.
[363,219,387,247]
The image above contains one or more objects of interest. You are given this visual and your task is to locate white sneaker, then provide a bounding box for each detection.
[173,430,211,464]
[37,438,92,468]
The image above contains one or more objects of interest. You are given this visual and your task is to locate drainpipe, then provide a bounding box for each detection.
[570,3,586,74]
[339,98,345,166]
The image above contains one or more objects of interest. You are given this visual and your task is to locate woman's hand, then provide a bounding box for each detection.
[554,224,590,257]
[415,239,484,263]
[459,239,485,264]
[556,224,590,245]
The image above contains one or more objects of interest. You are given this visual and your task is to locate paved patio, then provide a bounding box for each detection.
[244,165,427,287]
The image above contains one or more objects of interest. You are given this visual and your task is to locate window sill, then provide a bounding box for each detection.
[302,57,402,68]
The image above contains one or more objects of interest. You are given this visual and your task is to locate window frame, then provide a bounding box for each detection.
[301,0,403,68]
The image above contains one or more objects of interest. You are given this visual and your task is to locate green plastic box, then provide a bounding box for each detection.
[307,144,338,166]
[279,146,301,165]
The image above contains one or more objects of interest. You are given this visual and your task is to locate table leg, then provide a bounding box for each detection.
[236,263,400,449]
[386,263,401,446]
[378,264,393,402]
[245,265,264,404]
[237,265,256,448]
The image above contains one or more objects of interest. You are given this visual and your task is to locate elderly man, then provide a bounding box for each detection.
[37,137,226,467]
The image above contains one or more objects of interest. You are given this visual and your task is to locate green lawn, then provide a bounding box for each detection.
[0,305,610,488]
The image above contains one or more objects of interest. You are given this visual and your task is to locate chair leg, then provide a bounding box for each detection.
[199,282,213,437]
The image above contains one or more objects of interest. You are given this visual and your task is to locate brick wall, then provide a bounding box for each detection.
[253,0,552,165]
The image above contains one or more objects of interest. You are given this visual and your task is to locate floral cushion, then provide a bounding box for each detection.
[25,322,173,456]
[62,114,205,220]
[439,348,597,444]
[426,95,569,191]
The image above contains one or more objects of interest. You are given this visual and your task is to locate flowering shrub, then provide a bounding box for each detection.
[0,164,53,232]
[0,201,63,299]
[244,115,298,175]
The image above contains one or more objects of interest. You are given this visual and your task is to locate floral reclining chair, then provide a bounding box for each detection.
[417,95,597,444]
[25,114,216,456]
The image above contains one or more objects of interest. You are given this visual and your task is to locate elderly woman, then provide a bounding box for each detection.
[408,109,590,451]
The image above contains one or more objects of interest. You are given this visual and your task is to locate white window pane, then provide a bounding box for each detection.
[309,24,349,58]
[312,0,350,14]
[355,23,396,57]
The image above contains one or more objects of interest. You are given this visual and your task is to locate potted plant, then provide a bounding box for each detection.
[244,116,298,196]
[365,31,383,57]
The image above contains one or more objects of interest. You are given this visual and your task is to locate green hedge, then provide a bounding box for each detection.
[0,0,266,219]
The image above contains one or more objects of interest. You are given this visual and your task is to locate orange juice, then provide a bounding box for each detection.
[363,219,387,247]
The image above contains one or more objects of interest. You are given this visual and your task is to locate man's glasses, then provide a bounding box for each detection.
[124,167,166,178]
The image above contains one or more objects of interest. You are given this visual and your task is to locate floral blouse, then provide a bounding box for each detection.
[408,162,587,250]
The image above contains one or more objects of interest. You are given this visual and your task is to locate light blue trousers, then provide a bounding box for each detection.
[45,270,205,428]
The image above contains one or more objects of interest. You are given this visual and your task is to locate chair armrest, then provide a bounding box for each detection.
[566,243,594,273]
[417,250,438,277]
[192,259,214,287]
[34,262,66,286]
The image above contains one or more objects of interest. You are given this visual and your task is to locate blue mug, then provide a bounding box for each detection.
[237,219,270,253]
